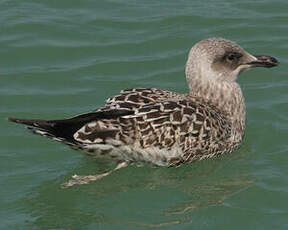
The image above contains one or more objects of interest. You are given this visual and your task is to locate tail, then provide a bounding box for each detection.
[7,117,88,145]
[7,109,133,145]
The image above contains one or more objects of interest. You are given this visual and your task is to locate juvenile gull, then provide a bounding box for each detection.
[8,38,278,187]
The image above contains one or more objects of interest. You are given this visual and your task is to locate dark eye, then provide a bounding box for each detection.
[225,52,242,63]
[227,53,236,61]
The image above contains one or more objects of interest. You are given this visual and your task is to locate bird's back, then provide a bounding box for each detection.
[73,88,236,166]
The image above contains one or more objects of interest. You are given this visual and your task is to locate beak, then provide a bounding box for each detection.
[246,55,279,68]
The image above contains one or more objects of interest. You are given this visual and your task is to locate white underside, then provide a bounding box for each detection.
[82,140,184,166]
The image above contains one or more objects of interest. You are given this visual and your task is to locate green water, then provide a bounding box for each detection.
[1,0,288,229]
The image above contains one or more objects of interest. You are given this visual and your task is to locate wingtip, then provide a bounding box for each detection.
[6,117,38,126]
[7,117,18,123]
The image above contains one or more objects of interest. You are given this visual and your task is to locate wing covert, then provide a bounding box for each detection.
[74,98,232,165]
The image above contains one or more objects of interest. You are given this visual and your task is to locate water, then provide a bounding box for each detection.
[1,0,288,229]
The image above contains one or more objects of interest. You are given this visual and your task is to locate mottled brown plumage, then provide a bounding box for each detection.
[8,38,278,169]
[72,88,233,166]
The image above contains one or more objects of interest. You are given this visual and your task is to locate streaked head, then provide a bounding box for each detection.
[185,37,278,84]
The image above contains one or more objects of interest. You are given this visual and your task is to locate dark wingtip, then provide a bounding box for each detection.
[7,117,20,123]
[7,117,34,126]
[6,117,48,127]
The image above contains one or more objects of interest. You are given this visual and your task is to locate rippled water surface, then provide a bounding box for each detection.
[1,1,288,229]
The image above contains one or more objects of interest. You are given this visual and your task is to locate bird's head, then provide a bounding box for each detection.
[186,37,278,84]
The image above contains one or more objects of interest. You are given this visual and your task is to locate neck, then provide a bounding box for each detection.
[187,76,246,136]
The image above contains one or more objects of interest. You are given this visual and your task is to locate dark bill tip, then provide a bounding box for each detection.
[247,55,279,68]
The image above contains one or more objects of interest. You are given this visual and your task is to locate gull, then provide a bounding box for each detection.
[8,37,278,187]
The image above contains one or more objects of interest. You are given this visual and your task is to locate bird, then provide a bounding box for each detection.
[8,37,278,187]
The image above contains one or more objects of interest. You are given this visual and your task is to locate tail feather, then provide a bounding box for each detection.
[7,109,134,144]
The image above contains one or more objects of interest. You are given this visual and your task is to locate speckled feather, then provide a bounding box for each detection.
[72,88,235,166]
[8,37,278,167]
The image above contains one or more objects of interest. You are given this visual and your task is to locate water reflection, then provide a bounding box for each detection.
[20,147,253,229]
